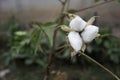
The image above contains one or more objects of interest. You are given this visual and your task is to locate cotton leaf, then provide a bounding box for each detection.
[68,31,83,52]
[81,25,99,43]
[31,25,43,53]
[69,15,87,31]
[37,22,58,46]
[67,9,78,13]
[15,31,27,36]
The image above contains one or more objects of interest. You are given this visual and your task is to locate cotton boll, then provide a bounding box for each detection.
[69,15,87,31]
[81,25,99,43]
[68,31,83,52]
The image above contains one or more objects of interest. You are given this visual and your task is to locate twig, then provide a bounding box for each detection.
[56,45,68,51]
[43,26,60,80]
[80,51,120,80]
[43,0,70,80]
[75,0,114,13]
[66,0,70,11]
[56,0,68,23]
[60,0,68,13]
[56,45,69,55]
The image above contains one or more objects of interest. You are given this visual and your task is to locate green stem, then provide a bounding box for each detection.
[80,51,120,80]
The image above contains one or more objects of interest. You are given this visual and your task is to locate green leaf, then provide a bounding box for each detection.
[67,9,78,13]
[44,22,57,26]
[33,22,57,46]
[44,28,54,46]
[36,59,46,68]
[15,31,27,36]
[30,26,43,53]
[110,55,119,63]
[37,22,58,46]
[104,41,110,48]
[62,49,70,58]
[96,38,102,45]
[20,39,30,45]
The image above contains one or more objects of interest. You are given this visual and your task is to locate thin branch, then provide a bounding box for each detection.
[80,51,120,80]
[59,0,68,13]
[66,0,70,11]
[58,0,68,23]
[100,34,120,39]
[56,44,68,51]
[43,26,60,80]
[43,1,69,79]
[75,0,114,13]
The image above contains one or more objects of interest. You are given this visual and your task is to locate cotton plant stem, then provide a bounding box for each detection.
[75,0,114,13]
[43,0,70,79]
[43,26,60,80]
[56,44,68,50]
[80,51,120,80]
[66,0,70,11]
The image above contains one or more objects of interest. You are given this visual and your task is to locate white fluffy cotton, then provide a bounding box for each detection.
[68,31,83,52]
[69,15,87,32]
[81,25,99,43]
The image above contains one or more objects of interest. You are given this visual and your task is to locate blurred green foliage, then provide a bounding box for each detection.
[0,0,120,80]
[86,29,120,64]
[1,15,120,68]
[3,17,58,67]
[116,0,120,2]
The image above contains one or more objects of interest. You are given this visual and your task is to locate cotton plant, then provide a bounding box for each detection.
[61,14,100,57]
[60,13,120,80]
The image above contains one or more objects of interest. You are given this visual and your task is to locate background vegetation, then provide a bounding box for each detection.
[0,0,120,80]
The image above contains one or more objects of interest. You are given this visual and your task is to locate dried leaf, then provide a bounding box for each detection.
[87,16,99,26]
[61,25,74,32]
[81,43,86,52]
[71,51,76,58]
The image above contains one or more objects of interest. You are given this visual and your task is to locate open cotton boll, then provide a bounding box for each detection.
[81,25,99,43]
[68,31,83,52]
[69,15,87,32]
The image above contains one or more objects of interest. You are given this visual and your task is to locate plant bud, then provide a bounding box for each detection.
[69,15,87,31]
[81,25,99,43]
[68,31,83,52]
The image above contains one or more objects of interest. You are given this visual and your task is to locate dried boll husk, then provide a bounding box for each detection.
[81,25,99,43]
[69,15,87,32]
[60,25,74,32]
[68,31,83,52]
